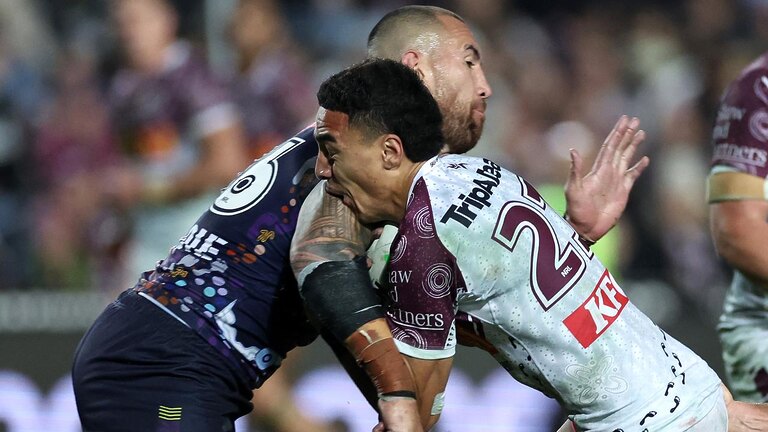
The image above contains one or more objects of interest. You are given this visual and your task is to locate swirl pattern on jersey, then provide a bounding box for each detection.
[422,263,453,299]
[390,235,407,264]
[412,205,435,239]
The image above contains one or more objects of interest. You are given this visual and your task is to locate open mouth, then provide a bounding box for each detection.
[324,182,344,198]
[324,183,355,210]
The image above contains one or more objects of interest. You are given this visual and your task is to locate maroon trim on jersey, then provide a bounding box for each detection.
[384,179,464,352]
[711,53,768,177]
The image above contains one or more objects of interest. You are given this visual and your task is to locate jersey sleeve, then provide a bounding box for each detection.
[383,181,461,360]
[709,58,768,201]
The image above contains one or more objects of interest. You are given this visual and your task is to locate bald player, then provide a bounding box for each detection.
[291,5,649,431]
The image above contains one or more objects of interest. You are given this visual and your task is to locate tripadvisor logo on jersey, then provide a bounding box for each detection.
[440,159,501,228]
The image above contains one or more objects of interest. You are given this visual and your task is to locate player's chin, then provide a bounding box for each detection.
[352,205,377,225]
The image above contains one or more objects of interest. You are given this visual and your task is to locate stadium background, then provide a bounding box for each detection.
[0,0,761,430]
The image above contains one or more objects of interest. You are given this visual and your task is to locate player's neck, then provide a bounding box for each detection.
[391,160,427,220]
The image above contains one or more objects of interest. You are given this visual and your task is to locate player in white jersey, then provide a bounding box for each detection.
[708,51,768,404]
[310,58,768,431]
[385,154,724,431]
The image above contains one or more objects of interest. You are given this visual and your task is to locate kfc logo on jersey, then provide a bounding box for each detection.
[563,270,628,348]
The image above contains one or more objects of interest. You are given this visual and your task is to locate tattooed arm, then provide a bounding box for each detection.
[291,180,373,280]
[291,182,422,432]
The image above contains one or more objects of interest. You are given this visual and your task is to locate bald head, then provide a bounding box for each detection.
[367,6,464,60]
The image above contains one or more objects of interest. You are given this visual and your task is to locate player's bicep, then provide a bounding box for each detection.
[290,182,373,282]
[709,199,768,285]
[403,355,453,429]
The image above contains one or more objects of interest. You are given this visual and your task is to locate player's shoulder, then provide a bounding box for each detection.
[424,154,505,182]
[722,52,768,106]
[416,155,511,230]
[418,154,494,198]
[256,124,317,160]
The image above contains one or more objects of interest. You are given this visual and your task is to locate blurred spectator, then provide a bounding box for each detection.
[0,0,52,289]
[101,0,248,287]
[228,0,316,159]
[31,49,122,290]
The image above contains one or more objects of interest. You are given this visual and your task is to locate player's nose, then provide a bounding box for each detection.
[476,67,492,99]
[315,153,332,179]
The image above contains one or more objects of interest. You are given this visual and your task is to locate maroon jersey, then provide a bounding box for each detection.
[711,52,768,177]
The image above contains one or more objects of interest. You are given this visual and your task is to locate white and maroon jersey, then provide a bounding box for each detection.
[384,154,723,431]
[709,52,768,332]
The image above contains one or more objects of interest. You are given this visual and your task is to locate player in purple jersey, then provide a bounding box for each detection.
[308,58,768,431]
[708,52,768,406]
[72,125,324,431]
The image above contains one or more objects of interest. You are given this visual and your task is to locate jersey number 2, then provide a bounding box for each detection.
[491,178,589,310]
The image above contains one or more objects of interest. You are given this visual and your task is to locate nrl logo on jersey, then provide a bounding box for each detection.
[440,159,501,228]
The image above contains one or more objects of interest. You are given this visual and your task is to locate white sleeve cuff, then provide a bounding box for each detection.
[394,339,455,360]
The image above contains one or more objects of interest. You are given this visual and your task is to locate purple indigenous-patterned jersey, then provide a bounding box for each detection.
[136,126,319,388]
[383,154,723,431]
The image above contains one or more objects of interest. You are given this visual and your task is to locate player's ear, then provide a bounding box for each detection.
[381,134,404,170]
[402,51,425,80]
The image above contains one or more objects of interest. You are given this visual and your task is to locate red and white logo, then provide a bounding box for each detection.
[563,270,628,348]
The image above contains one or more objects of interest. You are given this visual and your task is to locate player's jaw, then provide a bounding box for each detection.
[440,97,485,154]
[323,180,355,209]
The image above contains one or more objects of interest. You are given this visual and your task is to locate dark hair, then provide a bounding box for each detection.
[317,58,444,162]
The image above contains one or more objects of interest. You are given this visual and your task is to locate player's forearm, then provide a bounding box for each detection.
[322,331,380,409]
[402,356,452,429]
[346,319,417,398]
[716,236,768,288]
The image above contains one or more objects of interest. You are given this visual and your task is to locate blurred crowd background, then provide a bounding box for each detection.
[0,0,765,393]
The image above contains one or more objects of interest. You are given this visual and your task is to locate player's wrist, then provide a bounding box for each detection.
[379,390,417,401]
[346,323,417,396]
[562,211,597,247]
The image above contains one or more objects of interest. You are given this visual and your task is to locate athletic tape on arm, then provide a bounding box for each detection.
[707,171,768,202]
[299,259,385,342]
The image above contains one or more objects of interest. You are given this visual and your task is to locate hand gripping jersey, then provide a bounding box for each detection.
[135,126,319,388]
[709,51,768,401]
[382,155,723,431]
